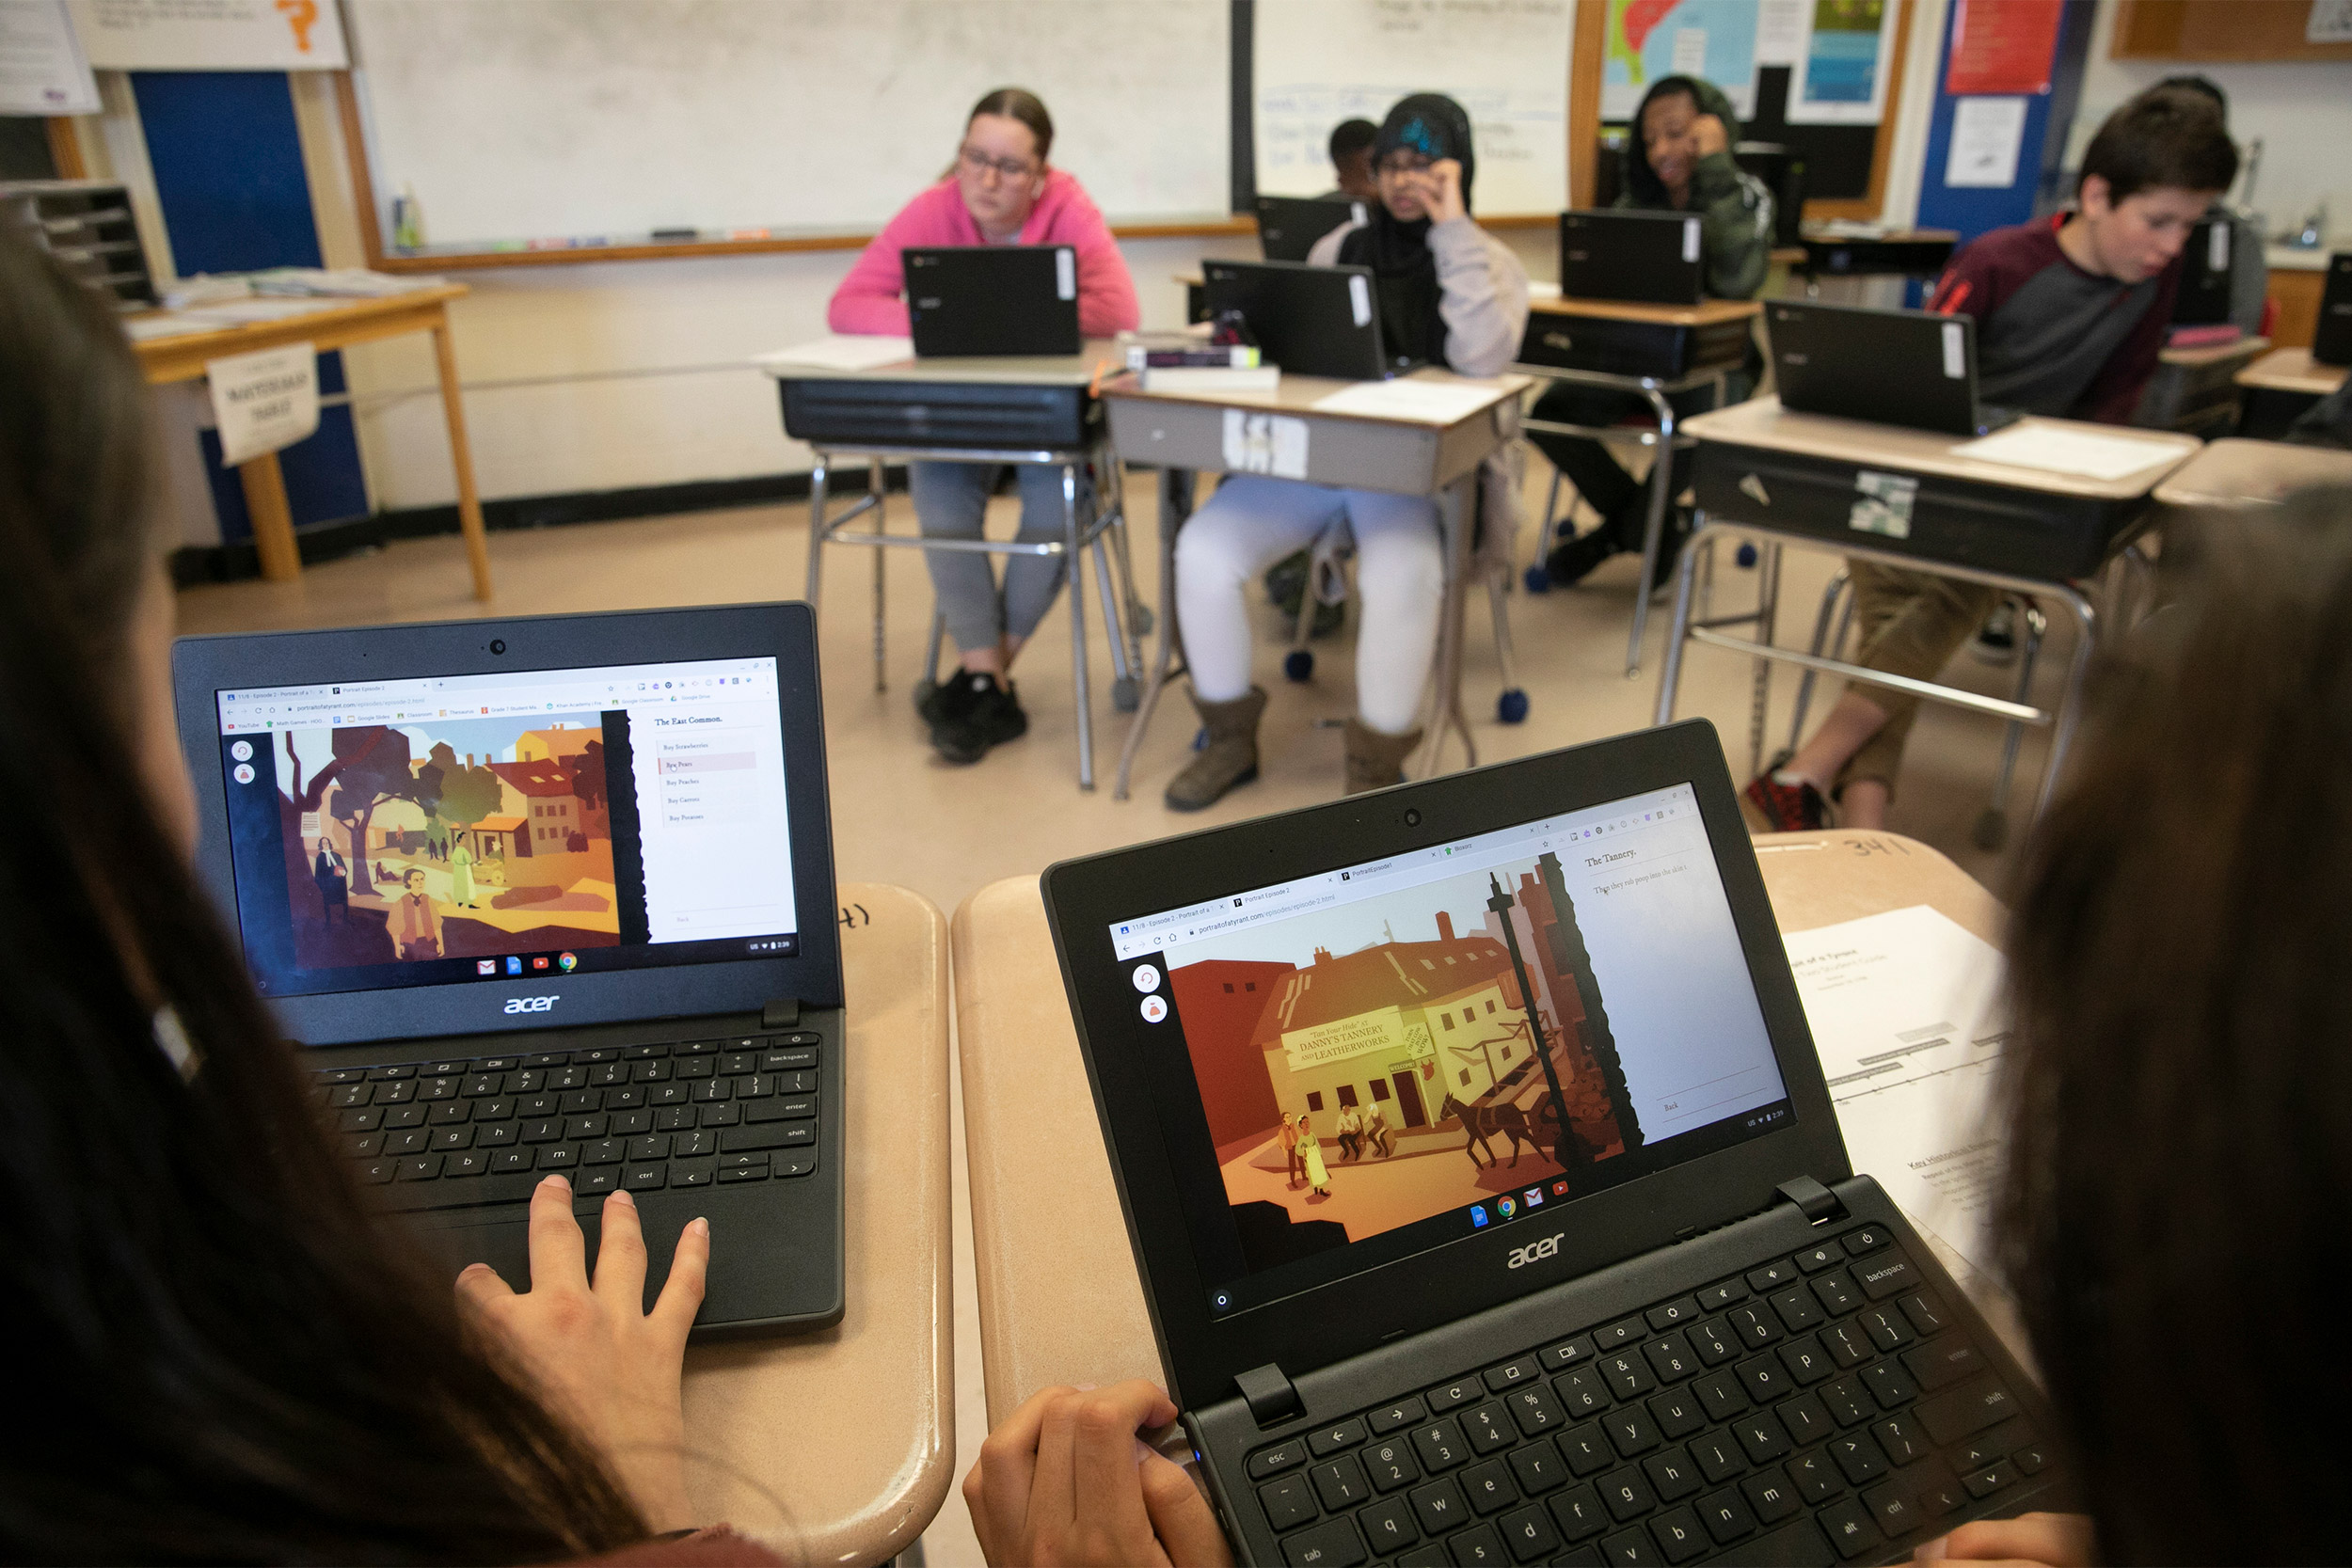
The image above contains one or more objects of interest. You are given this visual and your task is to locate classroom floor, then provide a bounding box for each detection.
[176,469,2072,1565]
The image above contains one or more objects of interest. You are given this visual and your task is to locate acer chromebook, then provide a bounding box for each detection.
[1044,721,2068,1565]
[1255,196,1367,263]
[2314,250,2352,368]
[1560,209,1706,306]
[1203,258,1406,380]
[1769,299,2022,439]
[172,603,845,1337]
[905,244,1082,357]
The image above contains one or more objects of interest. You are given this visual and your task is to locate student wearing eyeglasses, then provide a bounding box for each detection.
[829,87,1141,766]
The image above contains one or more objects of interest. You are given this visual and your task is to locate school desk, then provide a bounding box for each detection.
[1515,292,1762,674]
[2152,436,2352,508]
[1098,368,1532,800]
[760,341,1149,792]
[1793,229,1957,285]
[950,832,2020,1431]
[680,880,952,1564]
[131,285,492,599]
[1656,398,2199,848]
[2142,335,2270,436]
[2234,346,2346,440]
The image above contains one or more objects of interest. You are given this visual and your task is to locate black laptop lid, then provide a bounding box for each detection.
[1560,209,1705,305]
[172,603,843,1047]
[1202,258,1395,380]
[1042,721,1847,1409]
[1255,196,1367,263]
[1770,298,1983,436]
[905,245,1081,357]
[2315,251,2352,368]
[2171,215,2234,327]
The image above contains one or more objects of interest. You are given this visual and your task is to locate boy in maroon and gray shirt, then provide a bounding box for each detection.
[1747,87,2238,832]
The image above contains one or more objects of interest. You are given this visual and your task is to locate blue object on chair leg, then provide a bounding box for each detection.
[1283,649,1314,682]
[1497,689,1530,724]
[1192,727,1208,752]
[1524,563,1552,594]
[1736,542,1758,569]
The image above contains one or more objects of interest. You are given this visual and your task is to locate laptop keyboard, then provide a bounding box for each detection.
[308,1033,822,1209]
[1244,1225,2046,1567]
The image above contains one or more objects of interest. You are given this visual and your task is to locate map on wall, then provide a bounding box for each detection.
[1600,0,1758,122]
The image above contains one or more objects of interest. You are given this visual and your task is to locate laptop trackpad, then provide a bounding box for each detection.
[407,1204,679,1316]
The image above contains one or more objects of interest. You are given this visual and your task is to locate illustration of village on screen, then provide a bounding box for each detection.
[269,712,626,969]
[1167,851,1645,1273]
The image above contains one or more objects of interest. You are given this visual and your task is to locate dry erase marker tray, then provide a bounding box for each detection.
[1689,439,2156,583]
[776,378,1099,451]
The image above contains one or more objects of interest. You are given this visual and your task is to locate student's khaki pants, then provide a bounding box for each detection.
[1837,562,2003,801]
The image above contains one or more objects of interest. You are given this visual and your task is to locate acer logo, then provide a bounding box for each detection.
[1507,1232,1564,1270]
[504,995,560,1015]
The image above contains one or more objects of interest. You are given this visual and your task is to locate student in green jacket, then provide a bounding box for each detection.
[1532,74,1774,589]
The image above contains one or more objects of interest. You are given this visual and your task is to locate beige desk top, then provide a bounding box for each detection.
[1800,227,1959,245]
[953,831,2008,1428]
[2153,436,2352,507]
[2157,334,2270,368]
[755,339,1124,388]
[2236,346,2347,396]
[1526,290,1763,327]
[1101,366,1533,431]
[1685,396,2201,500]
[129,284,470,385]
[683,881,952,1566]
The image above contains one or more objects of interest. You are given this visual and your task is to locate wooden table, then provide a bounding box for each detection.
[2235,346,2346,397]
[132,284,493,599]
[2153,436,2352,507]
[682,880,953,1564]
[952,831,2013,1429]
[2144,334,2269,436]
[1100,369,1531,799]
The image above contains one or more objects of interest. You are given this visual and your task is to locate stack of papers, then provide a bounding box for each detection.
[160,268,439,309]
[752,336,915,373]
[1311,379,1498,423]
[1950,424,2182,482]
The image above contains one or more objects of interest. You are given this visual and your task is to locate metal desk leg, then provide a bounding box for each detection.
[804,453,831,605]
[1747,542,1784,779]
[1652,515,1711,726]
[1785,570,1854,760]
[2031,588,2100,822]
[1063,460,1094,792]
[1626,386,1680,677]
[1114,467,1194,802]
[868,457,887,693]
[1411,473,1478,780]
[1974,603,2046,851]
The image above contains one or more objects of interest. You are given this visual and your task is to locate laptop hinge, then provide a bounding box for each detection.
[761,998,803,1030]
[1776,1176,1848,1227]
[1234,1363,1304,1428]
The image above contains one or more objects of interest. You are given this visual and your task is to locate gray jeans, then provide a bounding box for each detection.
[909,461,1087,653]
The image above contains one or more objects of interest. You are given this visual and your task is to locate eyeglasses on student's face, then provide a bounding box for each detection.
[959,146,1038,182]
[1375,152,1438,180]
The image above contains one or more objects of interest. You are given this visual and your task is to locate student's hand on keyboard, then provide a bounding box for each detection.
[965,1379,1234,1567]
[455,1175,710,1533]
[1914,1510,2094,1566]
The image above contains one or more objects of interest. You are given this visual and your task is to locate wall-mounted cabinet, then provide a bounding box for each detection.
[2111,0,2352,62]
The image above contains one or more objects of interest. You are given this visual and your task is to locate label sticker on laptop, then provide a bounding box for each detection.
[1682,218,1701,263]
[1350,201,1368,226]
[2210,220,2230,271]
[1349,274,1373,328]
[1056,247,1076,300]
[1850,470,1918,539]
[1941,321,1966,380]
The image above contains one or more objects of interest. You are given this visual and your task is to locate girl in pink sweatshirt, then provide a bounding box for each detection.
[829,88,1140,766]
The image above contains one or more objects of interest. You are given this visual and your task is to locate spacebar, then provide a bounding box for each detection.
[1702,1517,1833,1565]
[377,1173,539,1212]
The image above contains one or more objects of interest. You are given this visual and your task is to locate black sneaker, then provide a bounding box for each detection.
[1542,526,1623,587]
[914,672,973,727]
[930,673,1027,765]
[1972,602,2017,666]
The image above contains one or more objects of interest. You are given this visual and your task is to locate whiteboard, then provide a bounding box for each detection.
[1253,0,1573,215]
[344,0,1231,250]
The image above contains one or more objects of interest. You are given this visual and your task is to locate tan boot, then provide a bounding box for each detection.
[1165,687,1267,812]
[1343,717,1422,795]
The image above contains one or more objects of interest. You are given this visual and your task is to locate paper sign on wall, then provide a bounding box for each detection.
[207,343,318,467]
[67,0,347,70]
[1945,96,2027,190]
[0,0,98,114]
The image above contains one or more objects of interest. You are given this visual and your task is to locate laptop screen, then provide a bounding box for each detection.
[1103,783,1791,1318]
[207,655,800,1001]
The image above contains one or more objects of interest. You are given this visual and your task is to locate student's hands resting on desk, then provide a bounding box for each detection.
[1915,1512,2095,1568]
[457,1175,710,1533]
[966,1380,1234,1567]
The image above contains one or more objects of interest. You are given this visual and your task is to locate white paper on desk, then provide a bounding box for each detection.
[123,314,222,342]
[1785,906,2010,1275]
[753,335,914,373]
[1221,408,1310,480]
[1951,423,2181,482]
[177,298,343,325]
[1311,379,1494,424]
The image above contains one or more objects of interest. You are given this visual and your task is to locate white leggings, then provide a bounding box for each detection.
[1175,475,1443,736]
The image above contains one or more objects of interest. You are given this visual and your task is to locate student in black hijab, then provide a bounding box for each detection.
[1164,92,1528,812]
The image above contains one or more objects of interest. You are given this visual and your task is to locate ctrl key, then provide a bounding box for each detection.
[1280,1515,1366,1567]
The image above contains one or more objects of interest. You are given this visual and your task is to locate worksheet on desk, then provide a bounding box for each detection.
[1784,905,2010,1275]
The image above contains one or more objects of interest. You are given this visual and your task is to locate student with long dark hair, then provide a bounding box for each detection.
[830,87,1141,766]
[0,230,747,1559]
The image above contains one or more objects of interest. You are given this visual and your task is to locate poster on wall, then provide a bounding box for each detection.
[1601,0,1758,122]
[1788,0,1900,124]
[0,0,99,114]
[1945,0,2063,96]
[67,0,347,70]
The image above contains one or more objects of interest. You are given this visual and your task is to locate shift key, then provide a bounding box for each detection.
[722,1122,817,1152]
[1916,1375,2019,1446]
